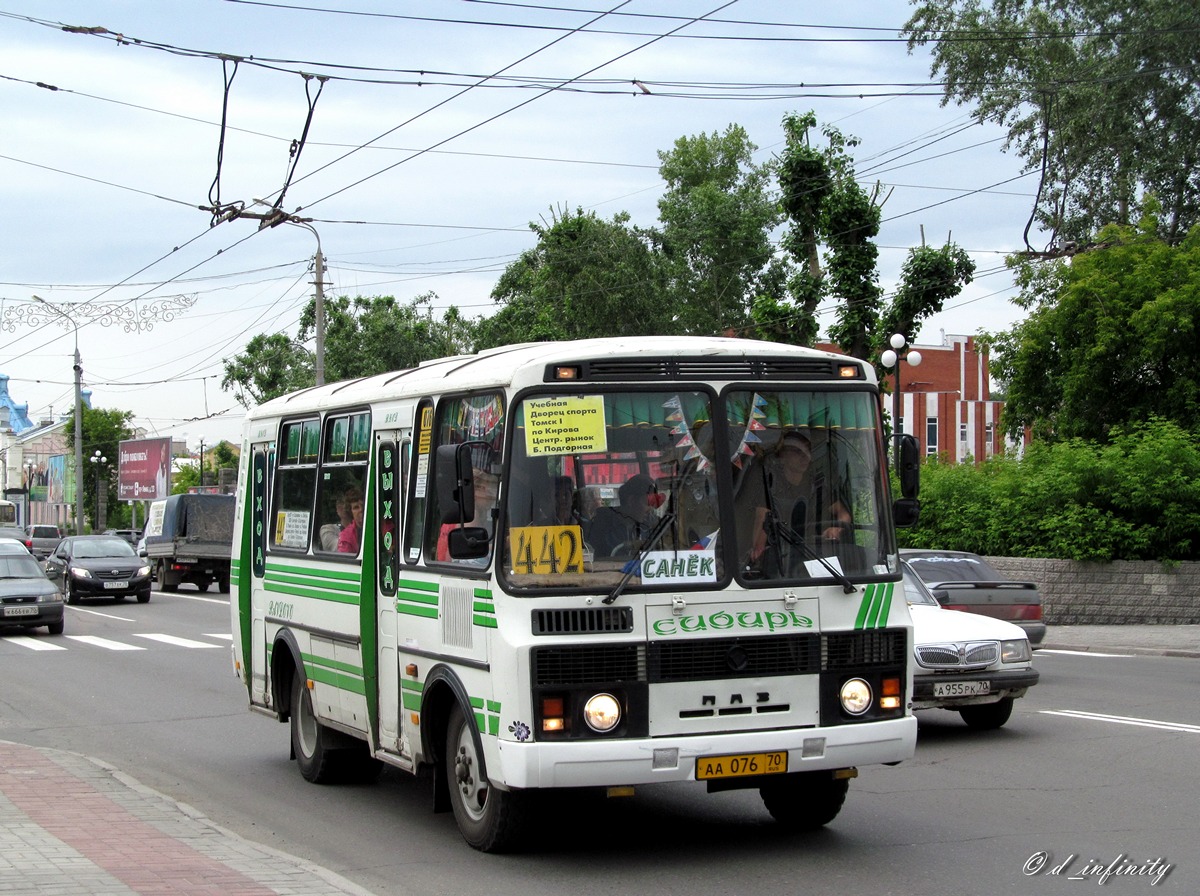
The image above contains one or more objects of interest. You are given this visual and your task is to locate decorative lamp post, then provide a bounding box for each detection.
[89,449,108,533]
[24,461,36,526]
[880,333,922,455]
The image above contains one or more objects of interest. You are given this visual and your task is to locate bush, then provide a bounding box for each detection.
[898,418,1200,562]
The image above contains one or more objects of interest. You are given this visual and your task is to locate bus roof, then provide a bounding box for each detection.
[245,336,869,421]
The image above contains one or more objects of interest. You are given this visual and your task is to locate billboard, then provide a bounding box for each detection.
[118,437,171,501]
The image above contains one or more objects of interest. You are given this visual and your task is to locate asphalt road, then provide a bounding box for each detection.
[1,590,1195,895]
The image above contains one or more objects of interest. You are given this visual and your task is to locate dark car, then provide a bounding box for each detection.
[0,540,64,634]
[44,535,152,604]
[900,549,1046,646]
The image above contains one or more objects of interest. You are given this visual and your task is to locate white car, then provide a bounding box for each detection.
[903,560,1039,729]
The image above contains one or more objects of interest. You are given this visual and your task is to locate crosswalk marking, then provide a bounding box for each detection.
[3,636,67,651]
[66,635,145,651]
[134,633,221,649]
[205,633,233,641]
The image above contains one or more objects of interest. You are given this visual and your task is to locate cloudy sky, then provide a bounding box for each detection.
[1,0,1039,447]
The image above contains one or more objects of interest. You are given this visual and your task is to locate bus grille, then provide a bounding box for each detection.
[532,607,634,635]
[531,630,901,685]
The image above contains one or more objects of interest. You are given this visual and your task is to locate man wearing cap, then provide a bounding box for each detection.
[589,473,660,558]
[744,431,851,575]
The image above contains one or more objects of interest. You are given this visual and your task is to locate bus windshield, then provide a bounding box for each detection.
[501,387,894,592]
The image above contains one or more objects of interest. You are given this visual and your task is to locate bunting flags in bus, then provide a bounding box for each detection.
[664,395,709,471]
[731,392,767,468]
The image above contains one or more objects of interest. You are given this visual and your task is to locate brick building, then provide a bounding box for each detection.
[820,333,1013,463]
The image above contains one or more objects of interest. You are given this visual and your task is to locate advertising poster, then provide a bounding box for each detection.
[118,437,172,501]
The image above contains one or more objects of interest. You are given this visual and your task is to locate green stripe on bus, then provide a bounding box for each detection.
[473,614,498,629]
[875,583,893,627]
[305,665,366,695]
[264,581,360,604]
[266,561,363,583]
[472,599,495,613]
[265,570,361,593]
[397,589,438,606]
[399,604,439,619]
[301,652,363,676]
[473,587,493,599]
[398,578,439,593]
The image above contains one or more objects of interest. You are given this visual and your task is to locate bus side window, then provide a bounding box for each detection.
[403,400,434,564]
[272,418,319,551]
[315,411,370,558]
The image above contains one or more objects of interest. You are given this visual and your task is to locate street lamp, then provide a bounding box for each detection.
[89,449,108,533]
[880,333,923,454]
[24,461,35,526]
[34,296,85,536]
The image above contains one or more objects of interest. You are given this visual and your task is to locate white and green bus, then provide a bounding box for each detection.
[230,336,921,851]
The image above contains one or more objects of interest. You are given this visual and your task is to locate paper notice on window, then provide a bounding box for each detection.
[524,396,607,456]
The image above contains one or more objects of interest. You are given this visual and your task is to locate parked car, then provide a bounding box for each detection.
[22,524,63,559]
[903,560,1039,729]
[44,535,152,604]
[899,549,1046,646]
[0,540,64,634]
[103,528,142,546]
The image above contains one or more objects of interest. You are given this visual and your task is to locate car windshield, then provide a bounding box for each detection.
[907,554,1003,583]
[901,563,939,606]
[72,538,136,559]
[0,556,43,578]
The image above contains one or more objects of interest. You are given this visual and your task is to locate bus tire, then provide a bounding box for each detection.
[446,703,527,852]
[291,675,337,784]
[760,772,849,831]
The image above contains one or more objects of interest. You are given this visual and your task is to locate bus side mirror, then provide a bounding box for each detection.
[893,497,919,528]
[435,444,475,525]
[898,434,920,500]
[448,526,489,559]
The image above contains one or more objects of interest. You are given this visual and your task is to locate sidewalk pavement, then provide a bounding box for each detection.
[2,625,1197,895]
[0,740,373,896]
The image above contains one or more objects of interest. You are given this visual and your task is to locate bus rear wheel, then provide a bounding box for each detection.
[291,675,337,783]
[760,771,849,831]
[446,703,527,852]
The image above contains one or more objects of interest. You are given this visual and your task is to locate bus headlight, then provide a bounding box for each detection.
[583,693,621,732]
[839,678,872,715]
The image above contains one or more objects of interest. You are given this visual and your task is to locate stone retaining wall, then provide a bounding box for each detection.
[985,557,1200,625]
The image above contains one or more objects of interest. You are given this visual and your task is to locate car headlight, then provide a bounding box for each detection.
[1001,638,1031,663]
[839,678,872,715]
[38,592,60,603]
[583,693,622,732]
[71,567,93,578]
[137,565,151,577]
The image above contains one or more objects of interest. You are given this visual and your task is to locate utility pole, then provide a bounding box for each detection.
[313,245,325,386]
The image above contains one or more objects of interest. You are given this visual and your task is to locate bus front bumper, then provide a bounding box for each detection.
[492,715,917,790]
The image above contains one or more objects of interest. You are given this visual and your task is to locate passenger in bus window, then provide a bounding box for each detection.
[588,473,660,558]
[320,492,353,551]
[337,488,365,554]
[744,431,851,575]
[437,468,499,562]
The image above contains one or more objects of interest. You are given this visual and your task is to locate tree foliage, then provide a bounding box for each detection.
[901,418,1200,562]
[763,111,976,364]
[474,208,668,349]
[656,125,783,335]
[65,405,135,531]
[221,293,473,407]
[904,0,1200,245]
[989,213,1200,440]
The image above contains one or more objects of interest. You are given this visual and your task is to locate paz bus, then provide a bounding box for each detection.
[230,336,921,851]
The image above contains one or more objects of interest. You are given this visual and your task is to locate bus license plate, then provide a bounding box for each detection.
[4,606,37,617]
[103,581,129,590]
[933,680,991,697]
[696,751,788,781]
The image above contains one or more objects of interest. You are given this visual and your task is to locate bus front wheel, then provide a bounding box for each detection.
[760,772,849,831]
[291,675,336,783]
[446,703,527,852]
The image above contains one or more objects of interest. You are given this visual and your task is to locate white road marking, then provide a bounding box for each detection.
[158,592,227,605]
[3,636,67,651]
[65,635,145,651]
[1041,709,1200,734]
[67,607,137,622]
[133,633,221,649]
[205,632,233,640]
[1037,648,1134,657]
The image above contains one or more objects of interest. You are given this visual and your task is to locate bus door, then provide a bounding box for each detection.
[372,429,409,761]
[242,440,273,705]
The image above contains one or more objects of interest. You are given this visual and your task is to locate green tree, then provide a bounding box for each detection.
[222,293,475,407]
[764,111,976,363]
[66,406,135,532]
[904,0,1200,244]
[989,213,1200,441]
[656,125,783,335]
[475,207,669,349]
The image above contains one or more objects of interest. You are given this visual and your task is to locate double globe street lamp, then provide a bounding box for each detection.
[89,449,108,533]
[880,333,922,455]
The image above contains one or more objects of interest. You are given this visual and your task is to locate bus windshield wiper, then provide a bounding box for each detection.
[602,506,677,605]
[762,468,856,594]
